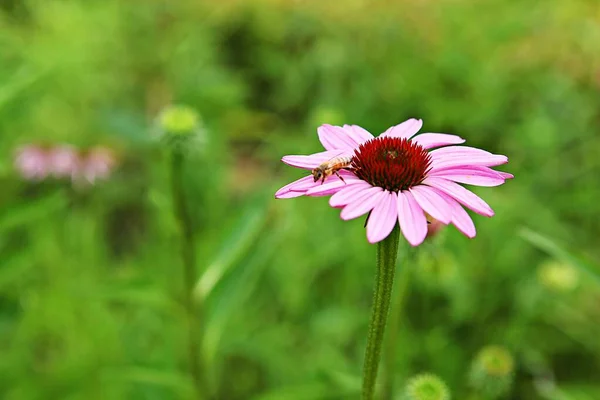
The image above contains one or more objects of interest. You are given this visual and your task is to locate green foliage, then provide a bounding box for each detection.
[1,0,600,399]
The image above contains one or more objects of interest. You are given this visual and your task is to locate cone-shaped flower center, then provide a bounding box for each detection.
[351,137,432,192]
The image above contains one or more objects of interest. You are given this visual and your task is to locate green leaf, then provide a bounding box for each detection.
[519,227,600,284]
[202,227,281,376]
[193,200,270,301]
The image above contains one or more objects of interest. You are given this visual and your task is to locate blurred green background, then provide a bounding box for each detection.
[2,0,600,399]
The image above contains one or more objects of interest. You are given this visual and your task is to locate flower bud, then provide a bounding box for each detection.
[469,346,514,399]
[158,104,201,136]
[157,105,206,153]
[402,373,451,400]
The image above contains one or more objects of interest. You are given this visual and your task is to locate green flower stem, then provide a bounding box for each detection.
[362,226,401,400]
[382,246,413,400]
[170,149,207,399]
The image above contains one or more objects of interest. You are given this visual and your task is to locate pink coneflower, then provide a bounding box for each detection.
[275,118,512,246]
[14,145,50,180]
[77,146,116,184]
[48,145,79,178]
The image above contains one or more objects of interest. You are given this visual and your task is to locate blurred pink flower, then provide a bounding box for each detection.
[14,145,50,180]
[275,119,512,246]
[426,218,445,239]
[77,146,116,184]
[48,145,80,178]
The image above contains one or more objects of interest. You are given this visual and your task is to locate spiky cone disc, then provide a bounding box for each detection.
[469,346,515,399]
[156,105,207,153]
[401,373,451,400]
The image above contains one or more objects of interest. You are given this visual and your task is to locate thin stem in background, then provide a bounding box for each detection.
[382,245,413,400]
[362,226,401,400]
[170,148,207,399]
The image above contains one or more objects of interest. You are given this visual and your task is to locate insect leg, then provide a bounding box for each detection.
[334,171,346,184]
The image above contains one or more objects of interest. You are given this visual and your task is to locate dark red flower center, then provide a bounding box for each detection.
[351,137,432,192]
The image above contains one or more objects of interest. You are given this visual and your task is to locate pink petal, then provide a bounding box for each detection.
[282,150,349,170]
[340,187,385,220]
[409,185,452,224]
[436,191,476,238]
[305,173,361,196]
[274,175,314,198]
[48,146,79,177]
[397,191,428,246]
[429,146,493,158]
[429,166,507,187]
[430,154,508,170]
[497,171,514,179]
[423,177,494,217]
[451,204,476,238]
[411,133,465,149]
[380,118,423,139]
[429,146,508,169]
[366,191,398,244]
[343,124,374,144]
[15,147,50,180]
[329,181,374,207]
[428,188,476,238]
[318,124,360,150]
[276,172,356,198]
[275,190,307,199]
